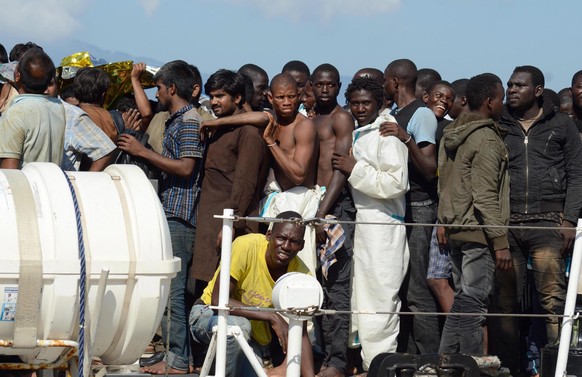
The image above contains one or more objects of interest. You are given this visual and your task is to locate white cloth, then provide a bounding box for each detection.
[260,170,324,274]
[348,113,410,369]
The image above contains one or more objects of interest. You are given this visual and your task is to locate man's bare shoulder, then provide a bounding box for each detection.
[331,106,353,122]
[295,113,317,130]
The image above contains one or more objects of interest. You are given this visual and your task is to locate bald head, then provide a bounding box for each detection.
[16,47,55,94]
[353,68,384,86]
[385,59,418,87]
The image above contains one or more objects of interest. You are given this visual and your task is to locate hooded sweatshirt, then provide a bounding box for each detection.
[437,112,510,251]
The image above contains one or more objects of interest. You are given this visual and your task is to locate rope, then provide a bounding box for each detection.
[210,305,581,320]
[232,215,579,231]
[62,170,87,377]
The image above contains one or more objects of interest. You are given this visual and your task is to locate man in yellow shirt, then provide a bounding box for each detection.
[189,211,315,377]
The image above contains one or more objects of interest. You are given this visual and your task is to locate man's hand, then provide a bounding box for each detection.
[262,113,278,145]
[560,220,576,257]
[131,62,146,80]
[117,134,146,156]
[379,121,409,142]
[436,226,448,252]
[495,248,513,271]
[315,224,328,245]
[331,152,356,175]
[270,313,289,353]
[122,108,142,131]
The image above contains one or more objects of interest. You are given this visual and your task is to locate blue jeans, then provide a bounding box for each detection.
[439,241,494,354]
[189,305,255,377]
[162,219,196,371]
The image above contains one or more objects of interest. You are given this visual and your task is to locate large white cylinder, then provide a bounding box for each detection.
[0,163,179,366]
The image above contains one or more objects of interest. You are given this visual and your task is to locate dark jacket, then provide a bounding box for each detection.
[438,112,510,250]
[499,100,582,224]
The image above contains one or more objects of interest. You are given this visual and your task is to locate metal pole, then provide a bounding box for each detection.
[286,318,303,377]
[555,218,582,377]
[216,208,234,377]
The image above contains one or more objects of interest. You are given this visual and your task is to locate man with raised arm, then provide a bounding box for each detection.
[118,60,203,374]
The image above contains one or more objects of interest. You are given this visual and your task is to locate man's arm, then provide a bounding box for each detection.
[316,110,354,218]
[343,136,409,200]
[68,112,117,171]
[471,139,511,270]
[264,118,318,186]
[210,276,291,349]
[379,108,438,181]
[0,158,19,169]
[201,111,270,134]
[117,133,197,178]
[229,128,270,232]
[561,119,582,253]
[130,62,153,129]
[88,151,114,172]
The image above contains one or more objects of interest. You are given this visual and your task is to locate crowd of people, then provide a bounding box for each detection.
[1,40,581,377]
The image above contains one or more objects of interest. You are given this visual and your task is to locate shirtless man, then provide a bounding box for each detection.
[199,74,320,272]
[310,63,355,377]
[263,73,318,190]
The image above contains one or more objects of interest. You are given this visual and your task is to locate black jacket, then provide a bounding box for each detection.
[499,100,582,224]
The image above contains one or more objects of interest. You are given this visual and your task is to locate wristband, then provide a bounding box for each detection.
[404,134,413,144]
[268,142,277,147]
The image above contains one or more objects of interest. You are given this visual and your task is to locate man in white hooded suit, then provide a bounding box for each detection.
[332,76,409,372]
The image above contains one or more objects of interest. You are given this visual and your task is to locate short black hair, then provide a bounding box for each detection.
[112,94,137,112]
[426,80,454,96]
[571,70,582,87]
[417,68,442,93]
[204,69,246,106]
[153,60,196,100]
[345,76,384,108]
[60,85,76,101]
[272,210,305,234]
[17,47,55,94]
[9,41,42,62]
[0,43,8,64]
[543,88,560,109]
[282,60,310,77]
[188,64,202,88]
[513,65,545,88]
[312,63,340,84]
[466,73,502,111]
[385,59,418,87]
[73,67,110,104]
[238,63,268,81]
[451,78,469,98]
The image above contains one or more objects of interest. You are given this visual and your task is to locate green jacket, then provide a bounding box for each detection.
[437,112,510,250]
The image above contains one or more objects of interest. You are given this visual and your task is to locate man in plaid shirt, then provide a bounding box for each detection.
[118,60,203,375]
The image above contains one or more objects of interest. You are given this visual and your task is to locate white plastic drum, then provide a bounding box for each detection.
[0,163,179,366]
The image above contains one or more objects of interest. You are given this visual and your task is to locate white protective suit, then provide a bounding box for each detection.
[348,113,410,369]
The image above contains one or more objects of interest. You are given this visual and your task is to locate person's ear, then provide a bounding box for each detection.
[267,90,274,105]
[422,91,430,104]
[234,94,242,106]
[191,84,201,99]
[461,96,468,107]
[535,85,544,98]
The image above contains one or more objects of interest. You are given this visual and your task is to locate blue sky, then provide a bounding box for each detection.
[1,0,581,96]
